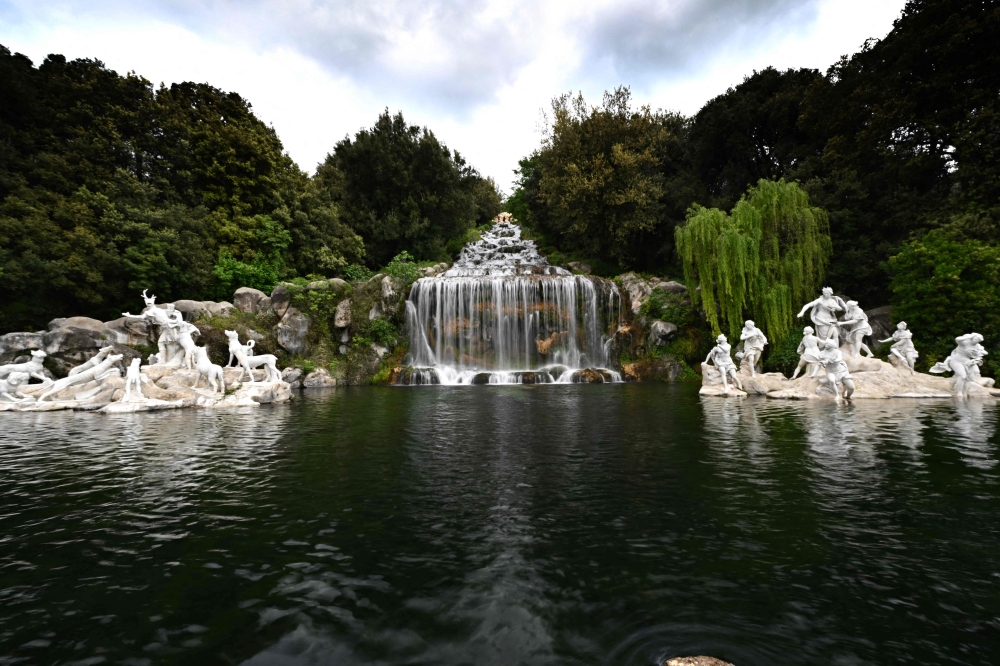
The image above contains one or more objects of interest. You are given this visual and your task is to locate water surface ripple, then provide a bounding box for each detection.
[1,385,998,665]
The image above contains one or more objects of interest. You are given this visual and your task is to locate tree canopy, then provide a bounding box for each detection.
[324,110,501,268]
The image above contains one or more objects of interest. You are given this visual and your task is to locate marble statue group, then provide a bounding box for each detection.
[702,287,996,400]
[0,290,290,412]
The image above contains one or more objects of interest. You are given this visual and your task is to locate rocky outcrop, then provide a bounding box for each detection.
[619,273,652,315]
[0,320,142,375]
[418,263,450,277]
[281,367,302,389]
[567,261,592,274]
[274,307,310,355]
[270,284,291,319]
[648,320,678,346]
[334,299,352,328]
[234,287,268,313]
[664,657,734,666]
[303,368,337,388]
[171,300,233,321]
[867,305,893,349]
[652,279,687,294]
[571,368,615,383]
[623,356,683,382]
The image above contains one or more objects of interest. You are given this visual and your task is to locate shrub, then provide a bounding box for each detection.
[889,229,1000,375]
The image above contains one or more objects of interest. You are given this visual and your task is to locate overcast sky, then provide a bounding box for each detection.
[1,0,906,191]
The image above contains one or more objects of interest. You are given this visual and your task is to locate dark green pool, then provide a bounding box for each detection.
[1,384,998,665]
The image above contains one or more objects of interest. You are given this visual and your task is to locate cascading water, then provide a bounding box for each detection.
[400,214,623,385]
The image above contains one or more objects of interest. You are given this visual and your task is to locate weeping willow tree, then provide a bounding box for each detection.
[675,179,831,344]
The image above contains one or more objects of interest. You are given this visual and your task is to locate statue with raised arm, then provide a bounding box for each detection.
[818,339,855,400]
[122,291,184,365]
[880,321,918,375]
[930,333,986,397]
[797,287,846,343]
[791,326,823,379]
[704,334,743,394]
[838,301,875,358]
[737,320,767,377]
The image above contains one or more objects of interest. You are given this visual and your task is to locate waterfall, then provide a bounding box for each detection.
[400,216,622,385]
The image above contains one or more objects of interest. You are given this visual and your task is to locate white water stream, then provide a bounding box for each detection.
[402,218,622,385]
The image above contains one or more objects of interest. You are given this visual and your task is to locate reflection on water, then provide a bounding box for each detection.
[1,386,999,666]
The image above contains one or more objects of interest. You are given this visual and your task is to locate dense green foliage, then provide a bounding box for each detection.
[675,180,830,343]
[0,49,497,334]
[511,0,1000,337]
[517,87,697,270]
[889,228,1000,375]
[323,111,502,268]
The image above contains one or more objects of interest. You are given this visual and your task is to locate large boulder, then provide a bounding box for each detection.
[281,367,303,389]
[653,280,687,294]
[102,317,155,346]
[334,298,352,328]
[274,307,310,355]
[270,284,292,319]
[648,320,678,346]
[619,273,652,315]
[0,332,46,363]
[234,287,268,313]
[867,305,893,349]
[622,355,683,382]
[303,367,337,388]
[171,299,207,321]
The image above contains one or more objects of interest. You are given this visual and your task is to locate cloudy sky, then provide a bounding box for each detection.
[1,0,906,191]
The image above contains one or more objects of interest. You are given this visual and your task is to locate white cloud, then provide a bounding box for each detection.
[0,0,906,190]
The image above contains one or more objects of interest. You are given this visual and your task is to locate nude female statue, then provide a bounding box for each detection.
[704,334,743,394]
[839,301,874,358]
[738,320,767,377]
[931,333,988,396]
[818,339,855,400]
[880,321,918,375]
[797,287,846,343]
[791,326,823,379]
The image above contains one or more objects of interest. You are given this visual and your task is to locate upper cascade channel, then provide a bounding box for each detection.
[401,214,623,385]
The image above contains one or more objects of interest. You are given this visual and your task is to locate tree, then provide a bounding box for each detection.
[675,179,831,343]
[324,110,490,268]
[523,87,697,270]
[889,228,1000,375]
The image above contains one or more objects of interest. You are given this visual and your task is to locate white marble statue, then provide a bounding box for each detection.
[838,301,875,358]
[880,322,918,375]
[0,372,33,402]
[704,334,743,394]
[68,346,114,376]
[818,339,855,400]
[38,354,123,402]
[797,287,846,343]
[225,330,280,383]
[122,357,150,402]
[0,349,52,384]
[171,320,202,371]
[193,347,226,393]
[931,333,989,396]
[123,291,184,365]
[737,320,767,377]
[228,338,254,367]
[791,326,823,379]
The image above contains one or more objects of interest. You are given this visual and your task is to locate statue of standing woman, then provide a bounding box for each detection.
[797,287,846,344]
[738,320,767,377]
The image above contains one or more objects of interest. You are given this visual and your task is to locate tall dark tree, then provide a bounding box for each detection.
[324,110,494,268]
